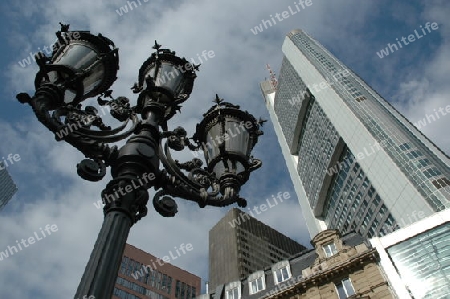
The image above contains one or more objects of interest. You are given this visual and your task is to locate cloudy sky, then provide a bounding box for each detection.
[0,0,449,298]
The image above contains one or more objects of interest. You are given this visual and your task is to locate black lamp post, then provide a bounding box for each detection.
[16,24,263,299]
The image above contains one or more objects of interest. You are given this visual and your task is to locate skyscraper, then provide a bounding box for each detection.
[114,243,201,299]
[208,208,306,291]
[261,29,450,239]
[0,163,17,211]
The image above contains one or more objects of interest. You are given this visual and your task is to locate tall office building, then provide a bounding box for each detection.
[209,208,306,291]
[114,243,201,299]
[261,29,450,239]
[0,163,17,211]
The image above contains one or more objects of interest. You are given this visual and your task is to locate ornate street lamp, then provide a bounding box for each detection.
[33,24,119,106]
[16,24,263,299]
[193,96,263,204]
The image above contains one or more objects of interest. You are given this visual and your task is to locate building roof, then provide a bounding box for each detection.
[202,231,369,299]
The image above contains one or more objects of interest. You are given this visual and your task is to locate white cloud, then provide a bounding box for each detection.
[390,0,450,154]
[0,1,448,298]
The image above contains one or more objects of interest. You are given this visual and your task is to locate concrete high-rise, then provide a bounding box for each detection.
[113,243,201,299]
[208,208,306,291]
[0,163,17,211]
[261,29,450,239]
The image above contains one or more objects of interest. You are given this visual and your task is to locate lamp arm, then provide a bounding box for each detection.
[17,88,140,181]
[152,131,247,216]
[153,169,245,217]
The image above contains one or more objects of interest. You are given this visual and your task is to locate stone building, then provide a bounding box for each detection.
[202,230,395,299]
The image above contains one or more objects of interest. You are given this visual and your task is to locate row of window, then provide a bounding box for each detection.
[237,229,286,256]
[116,277,170,299]
[175,280,196,299]
[119,256,197,299]
[336,68,449,210]
[273,56,307,149]
[226,259,355,299]
[237,235,286,270]
[120,256,173,294]
[296,95,340,209]
[323,147,397,238]
[294,31,450,212]
[397,142,449,206]
[295,34,363,104]
[114,287,141,299]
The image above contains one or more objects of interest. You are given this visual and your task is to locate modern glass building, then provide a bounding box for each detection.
[261,29,450,239]
[0,163,17,211]
[371,209,450,298]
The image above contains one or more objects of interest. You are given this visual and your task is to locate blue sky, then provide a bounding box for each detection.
[0,0,449,298]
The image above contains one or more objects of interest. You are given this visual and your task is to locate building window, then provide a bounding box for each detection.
[175,280,181,299]
[226,287,240,299]
[432,177,450,189]
[335,278,356,299]
[186,285,191,299]
[161,274,168,291]
[399,143,411,151]
[114,287,141,299]
[156,272,162,289]
[181,282,186,299]
[274,266,290,283]
[115,277,170,299]
[423,167,442,179]
[167,276,173,294]
[323,243,338,257]
[406,150,422,159]
[249,276,265,294]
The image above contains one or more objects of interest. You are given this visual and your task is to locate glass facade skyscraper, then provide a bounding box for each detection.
[261,29,450,239]
[0,163,17,211]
